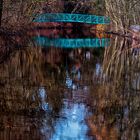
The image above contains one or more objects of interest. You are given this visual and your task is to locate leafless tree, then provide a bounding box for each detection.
[105,0,140,33]
[0,0,3,26]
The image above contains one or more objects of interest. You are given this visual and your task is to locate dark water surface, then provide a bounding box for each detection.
[0,25,140,140]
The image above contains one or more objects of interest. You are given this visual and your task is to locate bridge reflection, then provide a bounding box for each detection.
[34,36,110,48]
[30,20,110,48]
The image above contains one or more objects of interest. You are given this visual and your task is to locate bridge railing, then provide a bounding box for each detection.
[33,13,110,24]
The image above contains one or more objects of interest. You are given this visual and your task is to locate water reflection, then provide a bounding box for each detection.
[95,63,102,77]
[0,37,140,139]
[85,51,91,60]
[38,87,50,111]
[1,18,140,140]
[65,60,81,89]
[99,37,140,140]
[34,36,110,48]
[51,103,91,140]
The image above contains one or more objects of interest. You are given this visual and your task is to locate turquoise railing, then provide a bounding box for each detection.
[33,13,110,24]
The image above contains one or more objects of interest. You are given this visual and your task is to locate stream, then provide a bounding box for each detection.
[0,22,140,140]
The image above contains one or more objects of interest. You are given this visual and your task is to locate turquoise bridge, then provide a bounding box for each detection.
[34,37,110,48]
[33,13,110,24]
[33,13,110,48]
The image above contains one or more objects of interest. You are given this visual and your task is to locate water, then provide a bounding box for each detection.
[0,22,140,140]
[51,104,89,140]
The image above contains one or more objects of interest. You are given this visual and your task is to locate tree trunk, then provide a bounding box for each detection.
[0,0,3,26]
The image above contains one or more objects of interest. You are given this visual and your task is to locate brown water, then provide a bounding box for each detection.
[0,47,97,140]
[0,26,140,140]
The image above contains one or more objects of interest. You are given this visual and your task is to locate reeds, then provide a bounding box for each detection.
[102,36,140,89]
[87,35,140,139]
[105,0,140,32]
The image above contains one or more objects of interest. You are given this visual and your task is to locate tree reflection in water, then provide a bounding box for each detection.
[0,44,97,139]
[87,37,140,140]
[0,26,140,140]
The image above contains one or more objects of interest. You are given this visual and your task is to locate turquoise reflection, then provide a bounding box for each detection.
[34,37,110,48]
[33,13,110,24]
